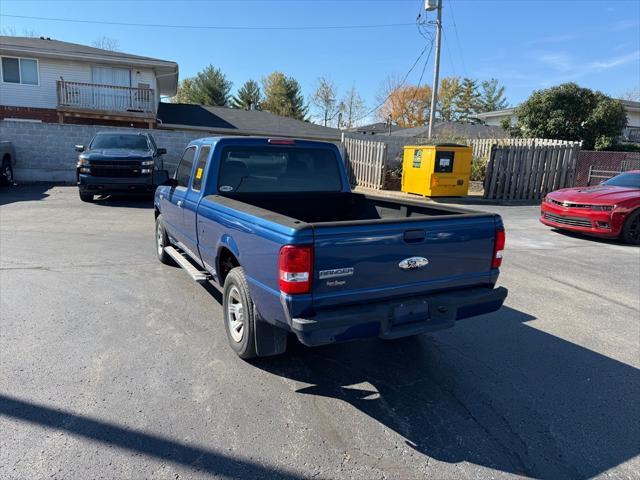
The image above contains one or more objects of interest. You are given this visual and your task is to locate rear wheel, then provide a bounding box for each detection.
[621,210,640,245]
[1,161,13,186]
[79,191,94,202]
[155,215,174,265]
[223,267,258,359]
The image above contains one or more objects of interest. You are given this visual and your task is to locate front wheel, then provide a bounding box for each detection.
[223,267,258,359]
[1,162,13,185]
[79,191,94,202]
[155,215,174,265]
[621,210,640,245]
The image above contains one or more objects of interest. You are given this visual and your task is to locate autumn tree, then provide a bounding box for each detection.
[478,78,508,112]
[261,72,307,120]
[340,85,367,129]
[437,77,461,121]
[377,77,432,128]
[311,77,339,126]
[173,65,232,106]
[231,79,262,109]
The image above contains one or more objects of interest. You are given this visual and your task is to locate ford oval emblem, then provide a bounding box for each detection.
[399,256,429,270]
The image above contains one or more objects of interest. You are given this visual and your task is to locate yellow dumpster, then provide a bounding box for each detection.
[401,143,472,197]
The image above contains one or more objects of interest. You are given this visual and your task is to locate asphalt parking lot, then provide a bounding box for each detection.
[1,185,639,480]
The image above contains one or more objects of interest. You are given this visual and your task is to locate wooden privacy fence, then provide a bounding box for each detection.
[484,143,581,200]
[342,136,387,189]
[469,137,581,162]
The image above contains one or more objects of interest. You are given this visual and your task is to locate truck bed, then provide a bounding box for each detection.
[207,192,485,227]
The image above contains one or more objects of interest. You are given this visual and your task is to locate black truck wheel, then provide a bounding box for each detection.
[223,267,258,359]
[155,215,174,265]
[79,191,94,202]
[621,209,640,245]
[1,160,13,186]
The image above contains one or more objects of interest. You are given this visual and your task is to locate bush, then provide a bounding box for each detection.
[471,156,488,182]
[598,143,640,153]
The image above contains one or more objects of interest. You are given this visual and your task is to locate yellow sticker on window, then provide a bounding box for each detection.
[195,167,203,179]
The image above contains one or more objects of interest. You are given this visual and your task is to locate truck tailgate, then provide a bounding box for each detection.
[311,215,497,309]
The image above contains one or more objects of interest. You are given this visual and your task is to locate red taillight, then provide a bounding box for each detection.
[492,228,506,269]
[267,138,295,145]
[278,245,313,294]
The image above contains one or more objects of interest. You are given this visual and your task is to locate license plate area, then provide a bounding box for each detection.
[392,300,429,326]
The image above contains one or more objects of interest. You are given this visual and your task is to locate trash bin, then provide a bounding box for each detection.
[401,143,472,197]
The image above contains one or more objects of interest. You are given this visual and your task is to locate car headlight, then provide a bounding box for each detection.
[79,167,90,173]
[141,160,154,166]
[77,157,89,167]
[591,205,614,211]
[141,168,152,174]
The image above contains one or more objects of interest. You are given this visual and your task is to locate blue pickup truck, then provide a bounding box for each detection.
[153,137,508,359]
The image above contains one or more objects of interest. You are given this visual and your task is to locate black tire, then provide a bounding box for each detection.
[155,215,174,265]
[223,267,258,360]
[79,191,94,202]
[1,161,13,186]
[621,209,640,245]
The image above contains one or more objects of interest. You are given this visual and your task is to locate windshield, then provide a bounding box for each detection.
[602,172,640,188]
[90,134,150,150]
[218,146,343,193]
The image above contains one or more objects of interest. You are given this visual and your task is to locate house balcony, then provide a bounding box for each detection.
[56,80,156,127]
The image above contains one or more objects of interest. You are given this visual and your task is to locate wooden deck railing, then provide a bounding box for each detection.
[56,81,155,114]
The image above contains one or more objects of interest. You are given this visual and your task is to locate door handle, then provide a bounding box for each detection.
[177,200,183,208]
[404,229,426,243]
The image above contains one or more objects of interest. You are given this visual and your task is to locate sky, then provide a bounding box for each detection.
[1,0,639,123]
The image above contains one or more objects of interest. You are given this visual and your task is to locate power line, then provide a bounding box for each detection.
[351,39,432,123]
[448,0,468,77]
[0,14,415,31]
[350,10,436,124]
[442,28,457,77]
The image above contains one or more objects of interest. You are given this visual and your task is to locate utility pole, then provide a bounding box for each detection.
[427,0,442,139]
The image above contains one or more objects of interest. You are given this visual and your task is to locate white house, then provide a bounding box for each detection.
[0,36,178,128]
[475,100,640,143]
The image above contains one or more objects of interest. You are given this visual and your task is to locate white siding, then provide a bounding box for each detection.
[0,56,158,111]
[626,110,640,128]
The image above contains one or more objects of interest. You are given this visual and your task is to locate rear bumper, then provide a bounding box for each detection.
[290,286,508,346]
[78,173,155,194]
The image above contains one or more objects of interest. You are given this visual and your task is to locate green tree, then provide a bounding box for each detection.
[515,83,627,150]
[437,77,461,121]
[261,72,307,120]
[457,78,480,121]
[231,79,262,109]
[174,65,232,106]
[478,78,508,112]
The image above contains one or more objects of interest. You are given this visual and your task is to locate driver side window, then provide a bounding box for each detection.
[175,146,196,188]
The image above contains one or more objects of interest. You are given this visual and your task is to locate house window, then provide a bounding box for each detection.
[1,57,39,85]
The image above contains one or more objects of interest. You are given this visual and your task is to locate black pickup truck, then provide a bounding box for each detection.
[76,131,166,202]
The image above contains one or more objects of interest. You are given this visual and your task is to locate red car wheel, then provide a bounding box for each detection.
[621,210,640,245]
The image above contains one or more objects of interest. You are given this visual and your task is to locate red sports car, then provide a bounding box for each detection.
[540,170,640,244]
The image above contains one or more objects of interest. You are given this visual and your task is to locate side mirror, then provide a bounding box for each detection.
[156,147,167,155]
[152,169,176,186]
[74,145,85,152]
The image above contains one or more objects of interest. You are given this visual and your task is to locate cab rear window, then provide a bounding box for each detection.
[218,146,342,193]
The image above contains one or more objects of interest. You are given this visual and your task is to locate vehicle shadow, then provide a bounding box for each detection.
[0,394,303,479]
[254,306,640,479]
[0,184,51,206]
[91,194,154,209]
[551,228,639,247]
[431,196,541,207]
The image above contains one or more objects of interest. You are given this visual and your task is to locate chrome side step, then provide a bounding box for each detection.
[164,246,209,283]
